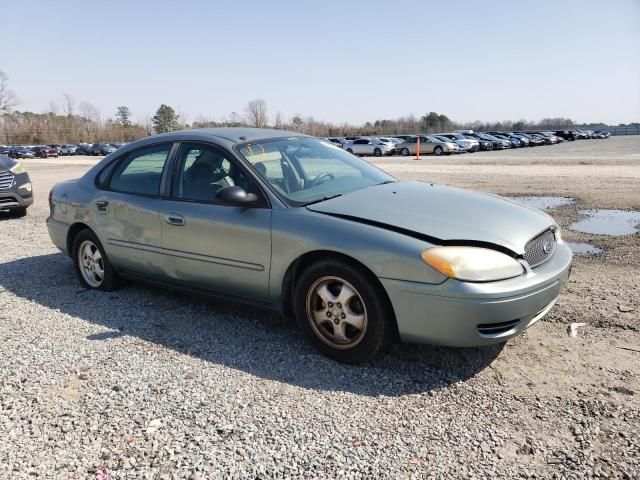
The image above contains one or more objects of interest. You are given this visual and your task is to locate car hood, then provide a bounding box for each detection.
[0,155,18,171]
[306,181,555,254]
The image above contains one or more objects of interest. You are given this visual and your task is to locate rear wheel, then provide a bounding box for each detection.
[346,148,353,154]
[72,229,119,291]
[294,259,393,364]
[373,148,382,157]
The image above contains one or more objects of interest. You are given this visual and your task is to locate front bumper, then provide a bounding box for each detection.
[0,172,34,211]
[381,242,572,347]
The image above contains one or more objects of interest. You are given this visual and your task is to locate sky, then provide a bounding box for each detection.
[1,0,639,126]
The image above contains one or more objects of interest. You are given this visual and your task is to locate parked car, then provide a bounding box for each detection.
[513,132,545,146]
[60,144,78,155]
[0,155,33,217]
[534,132,558,144]
[437,133,480,152]
[75,143,93,155]
[396,135,459,156]
[476,133,509,149]
[592,130,609,139]
[324,137,349,149]
[504,133,530,147]
[458,133,493,151]
[345,138,394,156]
[489,133,522,148]
[47,144,62,155]
[90,143,117,156]
[111,143,125,149]
[46,146,60,157]
[31,146,51,158]
[8,147,35,159]
[0,145,9,155]
[46,128,572,363]
[554,130,577,141]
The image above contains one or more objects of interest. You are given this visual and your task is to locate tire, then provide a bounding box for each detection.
[72,229,119,291]
[10,207,27,218]
[346,148,353,154]
[373,148,382,157]
[294,259,394,364]
[401,148,409,156]
[433,146,443,156]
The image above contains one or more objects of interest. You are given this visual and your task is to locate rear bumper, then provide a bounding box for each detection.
[46,218,69,254]
[381,242,572,347]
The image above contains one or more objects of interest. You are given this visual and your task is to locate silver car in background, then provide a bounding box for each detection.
[47,128,572,364]
[396,135,459,156]
[345,137,395,156]
[438,133,480,152]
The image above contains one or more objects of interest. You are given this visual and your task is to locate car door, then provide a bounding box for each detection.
[419,136,434,154]
[351,139,367,155]
[158,142,272,302]
[92,142,173,279]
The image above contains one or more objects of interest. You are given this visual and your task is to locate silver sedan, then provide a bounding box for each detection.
[47,128,572,363]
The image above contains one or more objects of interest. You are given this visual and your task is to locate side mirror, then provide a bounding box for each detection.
[215,185,258,206]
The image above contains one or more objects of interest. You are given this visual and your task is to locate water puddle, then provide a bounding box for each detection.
[505,196,575,210]
[569,210,640,236]
[566,242,602,256]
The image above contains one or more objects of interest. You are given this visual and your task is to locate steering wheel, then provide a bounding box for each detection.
[309,172,335,187]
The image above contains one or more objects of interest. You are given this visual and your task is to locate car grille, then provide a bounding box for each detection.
[524,229,556,268]
[0,171,14,190]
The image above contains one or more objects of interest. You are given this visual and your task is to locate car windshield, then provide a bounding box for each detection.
[434,136,451,143]
[237,137,394,206]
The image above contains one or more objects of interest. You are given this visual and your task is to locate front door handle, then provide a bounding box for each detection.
[164,213,185,226]
[96,200,109,213]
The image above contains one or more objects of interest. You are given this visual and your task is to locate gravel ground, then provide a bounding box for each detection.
[1,137,639,479]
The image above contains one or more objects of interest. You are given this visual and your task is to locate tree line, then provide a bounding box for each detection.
[0,69,631,145]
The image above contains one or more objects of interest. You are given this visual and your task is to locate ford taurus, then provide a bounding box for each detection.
[47,128,572,363]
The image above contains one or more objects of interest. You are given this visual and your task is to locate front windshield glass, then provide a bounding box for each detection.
[237,137,394,206]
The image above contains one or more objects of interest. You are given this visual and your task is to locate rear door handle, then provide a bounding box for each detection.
[96,200,109,213]
[164,213,185,226]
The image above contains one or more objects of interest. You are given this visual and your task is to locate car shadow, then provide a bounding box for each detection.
[0,253,504,396]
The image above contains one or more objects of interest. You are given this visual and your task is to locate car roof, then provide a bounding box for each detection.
[152,127,308,144]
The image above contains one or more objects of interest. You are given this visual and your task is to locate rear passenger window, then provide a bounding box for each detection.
[109,144,171,196]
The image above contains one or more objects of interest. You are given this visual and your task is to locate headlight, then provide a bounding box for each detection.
[9,163,25,174]
[17,182,32,193]
[421,246,525,282]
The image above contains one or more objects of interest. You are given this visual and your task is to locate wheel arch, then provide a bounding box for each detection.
[280,250,399,339]
[66,222,93,256]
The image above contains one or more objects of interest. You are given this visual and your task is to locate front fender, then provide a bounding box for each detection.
[268,208,447,303]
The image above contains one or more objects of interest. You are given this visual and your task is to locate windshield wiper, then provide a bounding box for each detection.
[301,193,344,207]
[376,180,395,186]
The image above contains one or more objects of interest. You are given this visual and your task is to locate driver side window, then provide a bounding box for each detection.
[171,143,251,203]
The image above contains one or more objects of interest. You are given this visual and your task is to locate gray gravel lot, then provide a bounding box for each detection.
[1,137,639,478]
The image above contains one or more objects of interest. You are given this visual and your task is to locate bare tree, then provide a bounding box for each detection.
[274,111,283,129]
[244,99,268,128]
[0,70,18,113]
[61,93,75,116]
[229,111,240,126]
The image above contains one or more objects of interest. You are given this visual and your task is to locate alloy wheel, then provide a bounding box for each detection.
[306,276,368,349]
[78,240,105,287]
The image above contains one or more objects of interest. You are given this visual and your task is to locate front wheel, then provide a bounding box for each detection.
[72,229,119,291]
[433,146,443,156]
[10,207,27,218]
[294,259,393,364]
[373,148,382,157]
[401,148,409,156]
[346,148,353,154]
